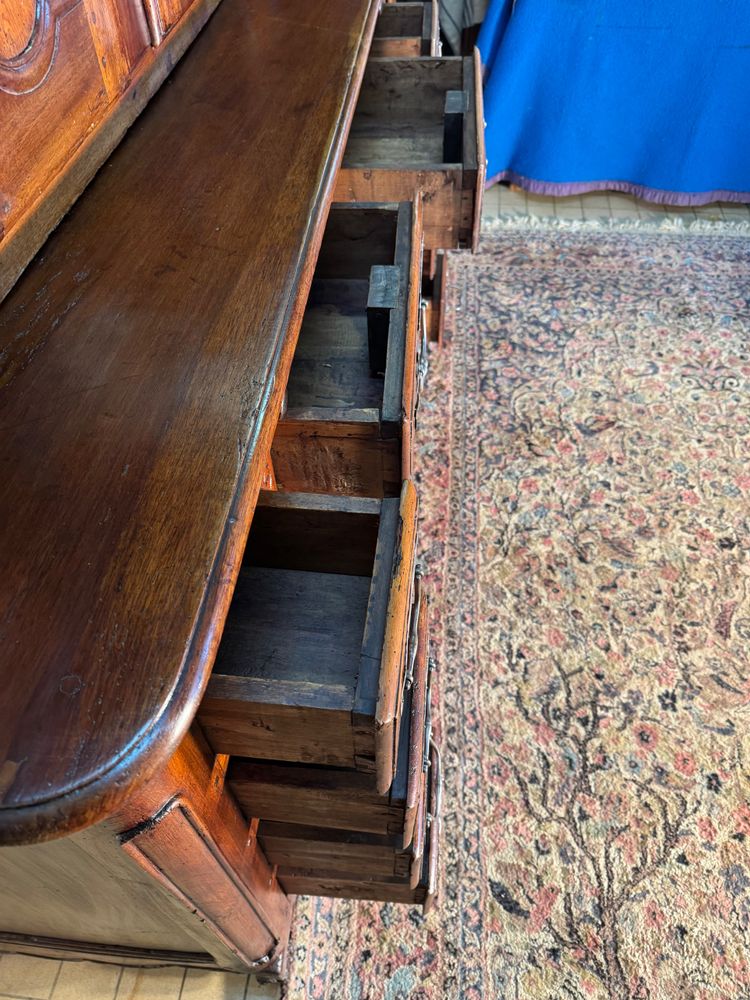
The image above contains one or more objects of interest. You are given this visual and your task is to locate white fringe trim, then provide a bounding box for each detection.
[480,213,750,236]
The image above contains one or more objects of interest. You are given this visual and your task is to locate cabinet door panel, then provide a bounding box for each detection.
[0,0,148,245]
[121,797,282,970]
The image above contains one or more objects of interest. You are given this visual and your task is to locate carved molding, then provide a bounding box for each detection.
[0,0,80,96]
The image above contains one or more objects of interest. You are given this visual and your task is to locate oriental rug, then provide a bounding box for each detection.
[286,227,750,1000]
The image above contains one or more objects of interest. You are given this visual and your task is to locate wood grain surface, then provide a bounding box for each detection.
[0,0,378,845]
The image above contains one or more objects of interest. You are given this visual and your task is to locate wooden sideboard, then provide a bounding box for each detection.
[0,0,482,975]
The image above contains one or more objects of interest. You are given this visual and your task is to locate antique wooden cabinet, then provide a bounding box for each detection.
[0,0,481,976]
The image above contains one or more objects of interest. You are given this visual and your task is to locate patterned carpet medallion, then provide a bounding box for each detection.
[287,229,750,1000]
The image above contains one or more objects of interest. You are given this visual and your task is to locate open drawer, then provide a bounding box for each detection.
[334,53,485,252]
[276,738,442,910]
[421,248,448,344]
[199,484,418,794]
[271,201,424,498]
[371,1,440,57]
[227,584,434,848]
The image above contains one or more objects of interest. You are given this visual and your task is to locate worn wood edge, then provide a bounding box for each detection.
[404,582,429,823]
[374,478,418,793]
[202,675,355,712]
[469,47,485,252]
[120,798,282,970]
[0,932,218,969]
[279,406,381,426]
[113,727,293,968]
[379,206,410,426]
[409,769,427,888]
[0,0,382,848]
[0,0,224,305]
[399,196,423,480]
[422,737,441,913]
[426,0,439,56]
[256,489,382,516]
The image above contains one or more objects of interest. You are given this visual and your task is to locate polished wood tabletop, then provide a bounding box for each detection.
[0,0,378,845]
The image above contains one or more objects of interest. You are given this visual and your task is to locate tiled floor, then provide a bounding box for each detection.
[0,954,279,1000]
[482,183,750,224]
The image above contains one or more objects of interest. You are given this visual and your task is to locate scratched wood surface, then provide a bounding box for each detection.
[0,0,378,845]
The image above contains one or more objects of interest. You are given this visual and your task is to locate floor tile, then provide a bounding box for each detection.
[481,185,500,217]
[606,192,639,208]
[721,204,750,219]
[245,978,281,1000]
[579,193,612,207]
[553,201,584,219]
[51,963,121,1000]
[581,206,613,221]
[180,969,248,1000]
[0,955,61,1000]
[496,190,526,211]
[115,968,185,1000]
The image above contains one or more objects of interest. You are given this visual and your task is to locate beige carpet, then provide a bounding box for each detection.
[287,227,750,1000]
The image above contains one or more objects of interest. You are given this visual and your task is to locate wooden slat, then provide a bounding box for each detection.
[374,480,418,793]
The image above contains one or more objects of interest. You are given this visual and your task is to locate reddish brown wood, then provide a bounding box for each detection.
[271,199,423,498]
[0,0,148,272]
[0,0,228,304]
[116,728,292,972]
[228,758,410,838]
[259,822,412,880]
[374,479,418,793]
[0,0,379,846]
[404,577,429,843]
[335,57,482,252]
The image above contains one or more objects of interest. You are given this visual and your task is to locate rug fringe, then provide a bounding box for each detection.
[480,213,750,236]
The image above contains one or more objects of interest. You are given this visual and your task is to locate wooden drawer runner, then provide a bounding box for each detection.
[271,201,423,498]
[370,1,439,57]
[335,53,485,252]
[228,582,434,847]
[200,484,418,793]
[277,738,442,911]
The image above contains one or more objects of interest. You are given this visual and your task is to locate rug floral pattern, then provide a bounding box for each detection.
[286,231,750,1000]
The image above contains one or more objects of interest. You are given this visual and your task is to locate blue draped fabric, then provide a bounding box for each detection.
[476,0,750,204]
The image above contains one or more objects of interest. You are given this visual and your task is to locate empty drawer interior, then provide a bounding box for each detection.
[343,59,466,167]
[200,485,416,777]
[374,3,426,39]
[285,204,411,424]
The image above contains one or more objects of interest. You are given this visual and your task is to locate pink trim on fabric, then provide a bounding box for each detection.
[486,170,750,206]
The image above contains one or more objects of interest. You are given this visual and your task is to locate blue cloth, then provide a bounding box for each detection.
[477,0,750,203]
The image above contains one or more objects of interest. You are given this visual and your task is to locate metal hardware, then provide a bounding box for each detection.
[404,566,423,690]
[418,298,429,391]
